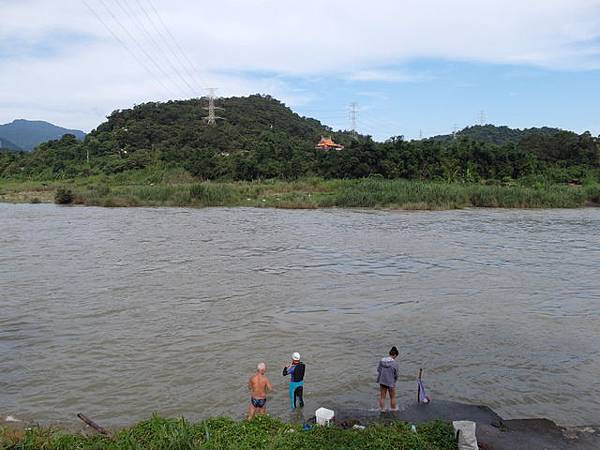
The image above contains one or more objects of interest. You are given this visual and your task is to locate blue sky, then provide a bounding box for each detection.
[2,0,600,140]
[295,60,600,140]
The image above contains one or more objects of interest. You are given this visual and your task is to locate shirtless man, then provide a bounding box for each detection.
[247,362,273,419]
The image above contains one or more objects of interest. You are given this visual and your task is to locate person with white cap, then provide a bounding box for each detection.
[283,352,305,409]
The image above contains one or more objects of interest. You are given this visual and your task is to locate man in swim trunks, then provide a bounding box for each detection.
[283,352,305,409]
[247,362,273,419]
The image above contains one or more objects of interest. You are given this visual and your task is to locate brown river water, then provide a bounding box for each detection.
[1,203,599,427]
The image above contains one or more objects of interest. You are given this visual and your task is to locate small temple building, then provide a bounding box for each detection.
[315,136,344,151]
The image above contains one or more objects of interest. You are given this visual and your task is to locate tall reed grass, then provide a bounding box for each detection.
[3,175,599,210]
[329,179,592,209]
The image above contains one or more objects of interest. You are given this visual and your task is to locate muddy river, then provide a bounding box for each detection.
[1,204,599,426]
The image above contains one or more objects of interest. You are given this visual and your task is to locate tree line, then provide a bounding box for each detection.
[1,95,599,184]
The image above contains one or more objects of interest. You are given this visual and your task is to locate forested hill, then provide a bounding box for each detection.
[1,94,598,183]
[91,94,355,154]
[430,124,565,145]
[0,119,85,151]
[0,136,21,151]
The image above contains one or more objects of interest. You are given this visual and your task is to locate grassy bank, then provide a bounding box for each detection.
[0,415,456,450]
[1,171,599,210]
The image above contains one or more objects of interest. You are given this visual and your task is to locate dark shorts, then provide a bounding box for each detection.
[380,384,396,391]
[251,397,267,408]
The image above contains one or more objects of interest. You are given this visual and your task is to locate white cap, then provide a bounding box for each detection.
[292,352,301,361]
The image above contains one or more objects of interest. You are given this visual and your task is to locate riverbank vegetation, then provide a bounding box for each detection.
[0,415,457,450]
[0,174,597,209]
[1,174,599,209]
[1,95,600,209]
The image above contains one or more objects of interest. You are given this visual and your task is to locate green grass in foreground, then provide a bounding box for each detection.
[0,415,456,450]
[1,171,599,209]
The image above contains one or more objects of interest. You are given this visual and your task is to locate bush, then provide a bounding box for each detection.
[54,188,73,204]
[189,183,239,206]
[584,184,600,204]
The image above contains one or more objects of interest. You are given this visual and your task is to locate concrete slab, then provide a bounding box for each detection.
[329,400,600,450]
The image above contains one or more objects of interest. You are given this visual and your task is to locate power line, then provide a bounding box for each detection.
[81,0,177,96]
[114,0,197,97]
[355,119,401,139]
[358,116,401,136]
[105,0,189,96]
[97,0,187,97]
[130,0,202,95]
[146,0,207,92]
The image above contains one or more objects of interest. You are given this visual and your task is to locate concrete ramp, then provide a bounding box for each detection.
[333,400,503,427]
[330,400,600,450]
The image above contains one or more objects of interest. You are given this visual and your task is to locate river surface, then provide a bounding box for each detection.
[1,204,599,426]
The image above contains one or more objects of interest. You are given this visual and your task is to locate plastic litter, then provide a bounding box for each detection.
[315,407,335,426]
[453,421,478,450]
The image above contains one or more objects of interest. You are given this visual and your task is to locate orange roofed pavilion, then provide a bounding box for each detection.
[315,136,344,151]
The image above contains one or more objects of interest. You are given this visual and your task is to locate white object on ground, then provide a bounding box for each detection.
[4,416,20,422]
[315,407,335,426]
[352,424,366,430]
[452,421,478,450]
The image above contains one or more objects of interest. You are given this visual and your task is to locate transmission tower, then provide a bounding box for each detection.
[478,110,487,125]
[349,102,358,136]
[452,124,459,140]
[203,88,223,125]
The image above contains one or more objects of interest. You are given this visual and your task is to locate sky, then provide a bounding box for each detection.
[2,0,600,140]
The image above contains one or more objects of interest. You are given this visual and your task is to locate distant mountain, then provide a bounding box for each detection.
[429,124,565,145]
[0,119,85,151]
[0,136,22,151]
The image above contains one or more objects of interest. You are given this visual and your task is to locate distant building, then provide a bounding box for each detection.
[315,136,344,151]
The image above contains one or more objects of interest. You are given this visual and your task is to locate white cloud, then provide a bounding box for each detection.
[2,0,600,129]
[348,69,429,83]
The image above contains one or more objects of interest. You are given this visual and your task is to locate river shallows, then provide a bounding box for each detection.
[1,204,599,426]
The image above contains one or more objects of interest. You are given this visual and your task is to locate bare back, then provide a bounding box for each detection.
[248,373,272,399]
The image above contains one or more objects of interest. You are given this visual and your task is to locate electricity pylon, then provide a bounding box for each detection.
[478,110,487,125]
[203,88,223,125]
[349,102,358,137]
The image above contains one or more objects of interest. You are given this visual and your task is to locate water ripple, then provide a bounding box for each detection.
[0,204,599,426]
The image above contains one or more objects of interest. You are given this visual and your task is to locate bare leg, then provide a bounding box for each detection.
[379,385,387,411]
[247,404,256,420]
[258,406,267,416]
[389,387,397,411]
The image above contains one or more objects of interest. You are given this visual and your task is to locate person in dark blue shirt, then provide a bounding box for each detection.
[283,352,305,409]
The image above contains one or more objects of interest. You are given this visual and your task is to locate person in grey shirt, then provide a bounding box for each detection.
[376,346,399,411]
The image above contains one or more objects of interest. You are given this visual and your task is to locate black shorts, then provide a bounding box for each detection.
[251,397,267,408]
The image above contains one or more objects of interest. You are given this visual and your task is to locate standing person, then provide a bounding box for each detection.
[247,362,273,419]
[377,346,399,411]
[283,352,305,409]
